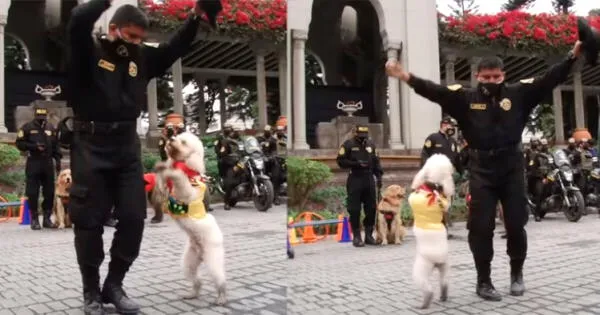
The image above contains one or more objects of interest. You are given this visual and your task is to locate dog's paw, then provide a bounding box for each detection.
[418,291,433,309]
[58,224,65,229]
[154,162,169,172]
[214,295,227,306]
[440,285,448,302]
[181,292,198,300]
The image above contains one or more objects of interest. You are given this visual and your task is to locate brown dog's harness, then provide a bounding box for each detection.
[57,193,70,206]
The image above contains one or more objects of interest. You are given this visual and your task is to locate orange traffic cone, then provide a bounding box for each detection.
[335,215,344,241]
[288,217,299,245]
[302,215,317,243]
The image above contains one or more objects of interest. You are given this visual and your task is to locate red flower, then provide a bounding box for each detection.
[235,11,250,25]
[533,27,547,40]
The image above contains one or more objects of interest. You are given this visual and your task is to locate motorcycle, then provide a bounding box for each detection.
[536,149,585,222]
[227,136,275,211]
[585,167,600,210]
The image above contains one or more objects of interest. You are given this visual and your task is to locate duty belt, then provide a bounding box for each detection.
[73,120,137,135]
[468,143,522,157]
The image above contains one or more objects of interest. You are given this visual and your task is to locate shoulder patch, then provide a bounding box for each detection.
[424,139,432,148]
[45,130,52,136]
[447,84,463,91]
[17,130,24,138]
[520,78,535,84]
[213,140,218,146]
[338,146,345,156]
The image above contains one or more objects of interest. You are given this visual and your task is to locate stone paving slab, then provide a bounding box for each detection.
[288,213,600,315]
[0,202,287,315]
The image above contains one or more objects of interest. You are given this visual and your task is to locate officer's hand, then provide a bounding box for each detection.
[385,60,410,82]
[572,40,583,58]
[37,144,46,152]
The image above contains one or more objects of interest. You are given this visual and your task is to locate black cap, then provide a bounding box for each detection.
[197,0,223,28]
[577,17,600,66]
[441,116,456,126]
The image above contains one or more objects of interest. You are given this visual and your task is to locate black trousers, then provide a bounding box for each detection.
[267,157,282,198]
[467,147,528,284]
[69,125,146,294]
[222,163,239,204]
[346,171,377,231]
[25,157,55,217]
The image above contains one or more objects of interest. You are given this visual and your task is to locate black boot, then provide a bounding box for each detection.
[30,211,41,230]
[43,212,55,228]
[83,290,105,315]
[101,283,140,314]
[510,260,525,296]
[476,281,502,301]
[352,229,364,247]
[364,226,377,245]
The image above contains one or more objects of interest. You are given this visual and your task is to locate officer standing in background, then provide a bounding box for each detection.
[221,127,243,210]
[66,1,221,314]
[336,125,383,247]
[16,107,62,230]
[386,40,582,301]
[214,123,233,179]
[421,116,461,239]
[257,125,282,205]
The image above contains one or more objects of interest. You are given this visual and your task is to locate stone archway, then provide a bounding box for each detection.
[305,48,326,86]
[4,32,31,70]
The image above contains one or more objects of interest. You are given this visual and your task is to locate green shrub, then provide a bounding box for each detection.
[308,186,347,212]
[1,192,20,202]
[0,171,25,188]
[0,144,21,169]
[287,157,333,209]
[205,157,219,179]
[142,152,161,172]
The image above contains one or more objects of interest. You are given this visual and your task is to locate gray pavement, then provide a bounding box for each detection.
[0,202,287,315]
[288,213,600,315]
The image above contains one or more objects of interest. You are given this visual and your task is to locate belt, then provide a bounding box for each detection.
[468,143,522,157]
[73,120,136,135]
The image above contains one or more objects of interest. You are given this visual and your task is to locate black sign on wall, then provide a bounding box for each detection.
[305,85,374,148]
[4,69,68,131]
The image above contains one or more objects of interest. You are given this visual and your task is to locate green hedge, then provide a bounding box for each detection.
[287,157,333,209]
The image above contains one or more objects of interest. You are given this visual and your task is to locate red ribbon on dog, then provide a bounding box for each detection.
[143,173,156,192]
[418,184,439,206]
[165,161,202,191]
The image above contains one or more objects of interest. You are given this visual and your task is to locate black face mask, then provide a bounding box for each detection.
[541,145,548,152]
[568,144,576,150]
[445,128,455,136]
[231,132,240,139]
[36,118,46,126]
[356,135,367,143]
[478,82,504,97]
[264,132,271,138]
[100,36,140,59]
[276,132,285,138]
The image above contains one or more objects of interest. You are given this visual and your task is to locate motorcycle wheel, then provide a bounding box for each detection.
[564,190,585,222]
[254,179,274,212]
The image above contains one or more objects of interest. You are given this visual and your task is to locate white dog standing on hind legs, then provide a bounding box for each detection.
[154,132,227,306]
[408,154,455,309]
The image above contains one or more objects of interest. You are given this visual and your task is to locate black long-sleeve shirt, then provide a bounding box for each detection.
[66,0,201,122]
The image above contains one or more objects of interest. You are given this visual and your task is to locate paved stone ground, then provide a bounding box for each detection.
[288,213,600,315]
[0,202,287,315]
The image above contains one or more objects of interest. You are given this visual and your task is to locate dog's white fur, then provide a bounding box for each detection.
[52,169,72,229]
[155,132,226,305]
[410,154,455,309]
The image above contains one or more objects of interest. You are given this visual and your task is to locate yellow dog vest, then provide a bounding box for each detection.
[408,189,448,230]
[167,179,207,220]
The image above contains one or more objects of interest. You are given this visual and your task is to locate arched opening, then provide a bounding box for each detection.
[305,49,326,86]
[4,33,30,70]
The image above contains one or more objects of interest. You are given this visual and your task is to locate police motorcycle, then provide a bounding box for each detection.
[537,149,585,222]
[585,168,600,212]
[226,136,275,211]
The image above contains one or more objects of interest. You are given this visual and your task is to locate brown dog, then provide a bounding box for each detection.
[52,169,72,229]
[376,184,407,245]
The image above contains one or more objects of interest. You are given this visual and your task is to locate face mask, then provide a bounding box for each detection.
[478,82,503,97]
[568,144,575,150]
[110,29,141,58]
[541,145,548,151]
[583,144,589,149]
[276,132,285,138]
[264,132,271,138]
[232,132,240,139]
[445,128,455,136]
[36,118,46,126]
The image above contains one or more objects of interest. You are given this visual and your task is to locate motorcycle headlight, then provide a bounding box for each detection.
[563,170,573,182]
[254,158,264,170]
[548,158,554,164]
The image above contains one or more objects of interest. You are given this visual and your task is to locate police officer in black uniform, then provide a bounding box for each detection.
[214,124,233,179]
[221,127,242,210]
[16,107,62,230]
[66,1,221,314]
[336,125,383,247]
[528,139,553,221]
[257,125,282,205]
[386,40,582,301]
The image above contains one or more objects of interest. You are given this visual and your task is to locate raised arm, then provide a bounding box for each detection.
[142,16,201,79]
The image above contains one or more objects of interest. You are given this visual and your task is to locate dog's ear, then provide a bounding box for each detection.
[411,169,426,191]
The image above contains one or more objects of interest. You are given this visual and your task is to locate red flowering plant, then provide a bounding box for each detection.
[439,10,600,56]
[142,0,287,43]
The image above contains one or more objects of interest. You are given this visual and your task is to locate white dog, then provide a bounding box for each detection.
[154,132,226,306]
[408,153,455,309]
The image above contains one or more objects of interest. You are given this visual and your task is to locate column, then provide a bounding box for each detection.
[172,59,184,115]
[292,30,309,150]
[278,47,287,117]
[146,79,160,145]
[552,87,565,143]
[573,63,585,129]
[194,77,206,136]
[387,43,403,149]
[253,43,268,128]
[218,77,228,130]
[0,13,9,133]
[445,55,457,85]
[470,57,481,88]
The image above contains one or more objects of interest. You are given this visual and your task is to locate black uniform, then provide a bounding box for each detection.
[221,136,242,209]
[336,135,383,246]
[421,131,460,170]
[16,119,62,229]
[258,133,282,203]
[406,54,576,298]
[66,0,201,311]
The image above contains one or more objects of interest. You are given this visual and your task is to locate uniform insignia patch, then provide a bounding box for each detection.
[338,146,345,155]
[129,61,138,77]
[424,140,432,148]
[452,144,456,152]
[98,59,115,72]
[30,130,38,134]
[159,139,164,146]
[45,130,52,136]
[220,146,226,153]
[265,143,269,147]
[470,103,487,110]
[520,78,535,84]
[17,130,23,138]
[213,140,218,145]
[447,84,462,91]
[500,98,512,111]
[529,160,534,166]
[116,45,129,57]
[366,147,372,153]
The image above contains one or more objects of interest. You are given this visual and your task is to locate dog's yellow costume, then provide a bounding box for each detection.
[167,178,208,219]
[409,185,449,230]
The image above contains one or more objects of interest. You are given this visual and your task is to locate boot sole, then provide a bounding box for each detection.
[476,292,502,301]
[510,290,525,296]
